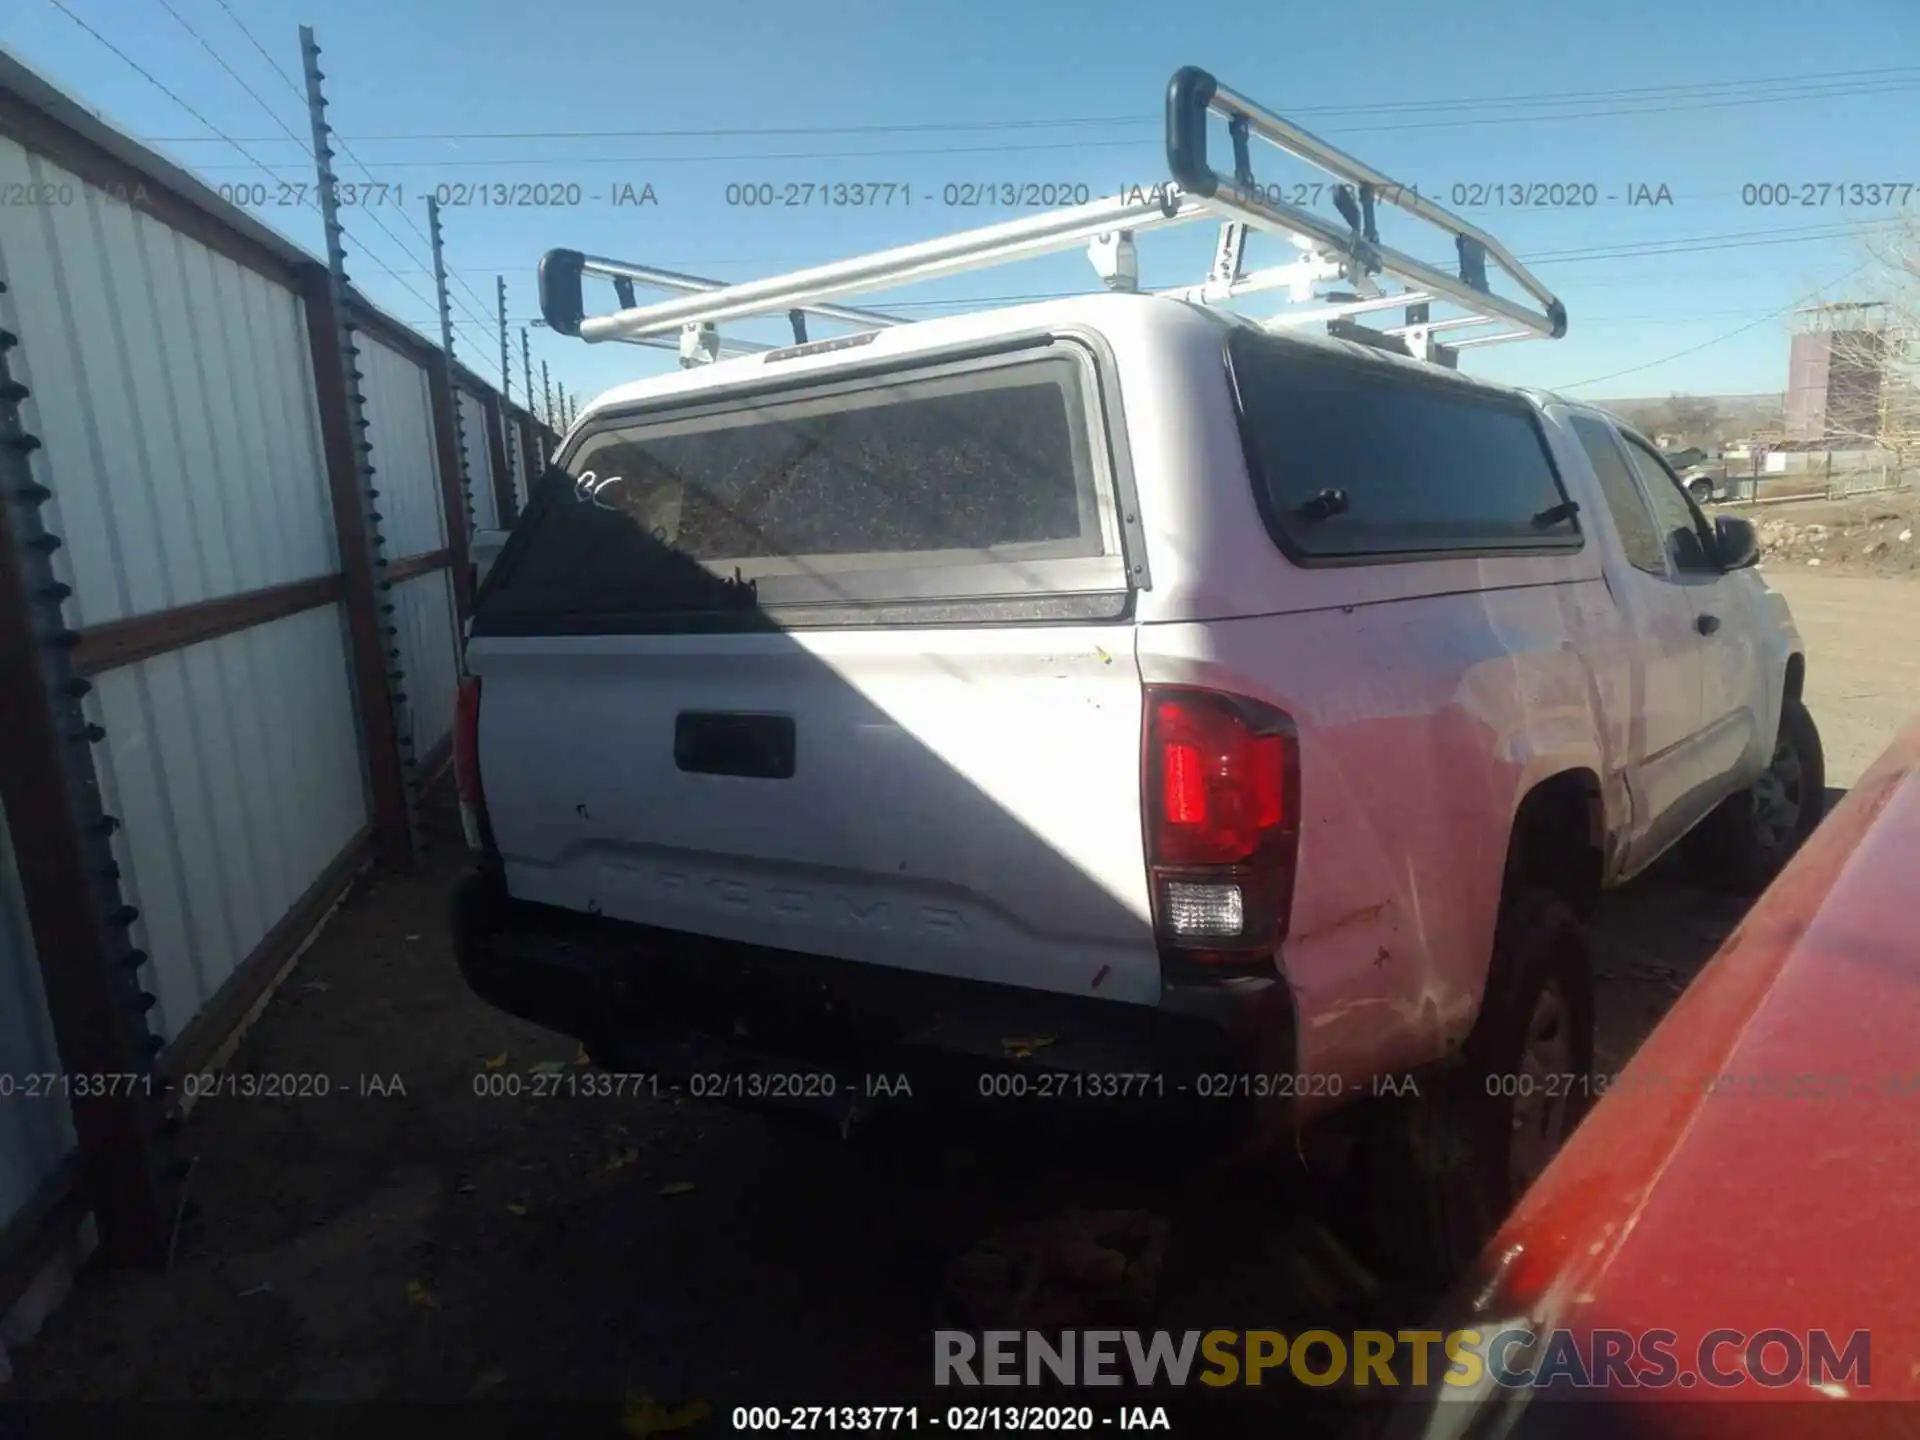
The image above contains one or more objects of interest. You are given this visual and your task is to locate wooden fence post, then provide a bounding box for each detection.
[0,279,171,1264]
[299,267,415,870]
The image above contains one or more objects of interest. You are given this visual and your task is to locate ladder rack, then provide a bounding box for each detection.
[537,66,1566,370]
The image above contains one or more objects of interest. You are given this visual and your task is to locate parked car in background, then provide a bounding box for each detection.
[1663,447,1731,504]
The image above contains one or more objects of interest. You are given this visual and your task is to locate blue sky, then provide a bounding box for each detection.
[6,0,1917,415]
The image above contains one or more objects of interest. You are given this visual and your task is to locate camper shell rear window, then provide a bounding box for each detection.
[473,341,1133,633]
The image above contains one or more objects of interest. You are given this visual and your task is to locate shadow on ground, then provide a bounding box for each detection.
[1588,785,1847,1075]
[6,787,1826,1437]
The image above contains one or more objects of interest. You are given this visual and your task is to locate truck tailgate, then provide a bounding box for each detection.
[469,626,1161,1005]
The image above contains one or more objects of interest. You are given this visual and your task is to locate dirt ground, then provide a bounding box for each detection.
[6,565,1915,1438]
[1760,569,1920,789]
[5,800,1376,1437]
[1738,485,1920,579]
[1588,563,1917,1073]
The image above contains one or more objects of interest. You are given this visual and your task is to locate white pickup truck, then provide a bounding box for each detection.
[450,70,1820,1280]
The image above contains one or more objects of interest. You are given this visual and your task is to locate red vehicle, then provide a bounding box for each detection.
[1389,719,1920,1437]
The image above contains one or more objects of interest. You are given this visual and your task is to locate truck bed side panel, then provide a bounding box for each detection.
[1137,575,1623,1104]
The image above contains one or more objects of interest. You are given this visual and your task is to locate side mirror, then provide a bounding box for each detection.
[1714,515,1760,571]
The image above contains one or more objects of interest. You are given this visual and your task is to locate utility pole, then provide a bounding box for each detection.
[541,360,553,433]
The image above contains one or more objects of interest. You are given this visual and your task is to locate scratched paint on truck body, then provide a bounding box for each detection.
[1137,574,1622,1105]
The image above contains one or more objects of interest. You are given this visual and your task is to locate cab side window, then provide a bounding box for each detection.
[1569,415,1665,576]
[1621,436,1718,574]
[1226,332,1581,562]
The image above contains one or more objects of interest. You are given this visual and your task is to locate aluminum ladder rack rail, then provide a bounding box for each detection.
[537,65,1566,369]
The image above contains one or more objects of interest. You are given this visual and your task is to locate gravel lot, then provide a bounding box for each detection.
[1586,566,1915,1078]
[6,566,1914,1437]
[1761,571,1919,788]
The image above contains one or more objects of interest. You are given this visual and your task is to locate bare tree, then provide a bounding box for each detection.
[1616,393,1724,448]
[1820,215,1920,467]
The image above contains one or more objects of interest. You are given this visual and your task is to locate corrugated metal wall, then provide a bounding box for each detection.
[357,338,464,761]
[358,334,446,558]
[86,610,369,1040]
[506,416,529,513]
[0,54,559,1293]
[0,139,340,627]
[0,139,369,1050]
[0,801,75,1231]
[457,388,498,531]
[391,569,461,760]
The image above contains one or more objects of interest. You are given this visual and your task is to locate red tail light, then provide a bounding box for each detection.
[1143,687,1300,963]
[454,675,486,852]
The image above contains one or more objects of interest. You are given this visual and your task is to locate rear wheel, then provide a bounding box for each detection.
[1688,477,1715,505]
[1684,694,1825,894]
[1348,890,1595,1290]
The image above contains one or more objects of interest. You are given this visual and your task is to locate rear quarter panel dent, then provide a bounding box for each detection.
[1138,578,1615,1097]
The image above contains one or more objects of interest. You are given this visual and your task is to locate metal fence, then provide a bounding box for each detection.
[506,414,531,513]
[457,387,500,533]
[1708,448,1910,504]
[1826,457,1908,499]
[0,49,552,1335]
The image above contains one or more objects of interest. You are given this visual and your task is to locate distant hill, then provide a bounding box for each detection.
[1590,392,1786,442]
[1595,392,1785,413]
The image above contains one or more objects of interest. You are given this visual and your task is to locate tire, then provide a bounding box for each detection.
[1683,694,1825,895]
[1348,891,1596,1291]
[1688,478,1715,505]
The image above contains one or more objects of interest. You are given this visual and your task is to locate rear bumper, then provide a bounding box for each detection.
[452,867,1293,1124]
